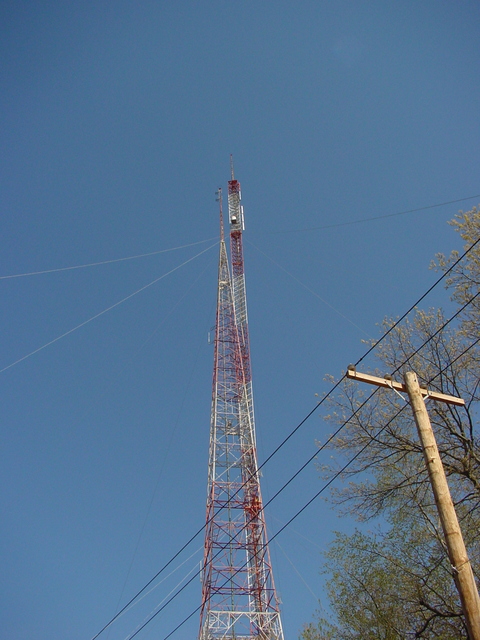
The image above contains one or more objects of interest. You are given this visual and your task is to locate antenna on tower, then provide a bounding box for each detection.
[198,163,284,640]
[215,187,224,241]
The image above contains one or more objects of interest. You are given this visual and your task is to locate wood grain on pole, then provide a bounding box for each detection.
[404,371,480,640]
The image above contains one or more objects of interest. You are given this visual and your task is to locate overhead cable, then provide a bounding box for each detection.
[0,238,217,280]
[123,395,405,640]
[136,400,412,640]
[150,334,480,640]
[248,239,373,338]
[0,242,217,375]
[273,194,480,234]
[89,228,480,639]
[111,288,478,638]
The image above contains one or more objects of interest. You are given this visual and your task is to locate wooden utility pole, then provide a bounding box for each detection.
[346,366,480,640]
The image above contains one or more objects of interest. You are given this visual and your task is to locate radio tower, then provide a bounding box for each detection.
[198,162,284,640]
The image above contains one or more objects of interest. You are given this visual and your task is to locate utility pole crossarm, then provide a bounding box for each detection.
[345,364,480,639]
[346,366,465,407]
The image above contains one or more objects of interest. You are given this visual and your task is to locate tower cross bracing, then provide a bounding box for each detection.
[198,168,284,640]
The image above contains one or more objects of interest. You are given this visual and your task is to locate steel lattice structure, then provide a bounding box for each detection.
[198,167,284,640]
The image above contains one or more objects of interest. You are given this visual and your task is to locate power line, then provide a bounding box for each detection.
[153,334,480,640]
[114,546,203,626]
[356,235,480,368]
[390,290,480,377]
[123,390,399,640]
[88,229,480,639]
[113,290,475,638]
[95,310,469,640]
[154,402,412,640]
[89,373,347,640]
[120,549,203,637]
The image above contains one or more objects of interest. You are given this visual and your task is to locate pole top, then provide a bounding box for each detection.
[346,367,465,406]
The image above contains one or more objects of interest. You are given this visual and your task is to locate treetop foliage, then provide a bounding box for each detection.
[302,206,480,640]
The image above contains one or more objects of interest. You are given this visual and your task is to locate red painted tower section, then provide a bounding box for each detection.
[198,171,284,640]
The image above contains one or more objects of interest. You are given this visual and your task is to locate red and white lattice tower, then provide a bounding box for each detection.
[199,164,284,640]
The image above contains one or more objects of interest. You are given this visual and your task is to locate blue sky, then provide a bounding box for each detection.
[1,2,479,639]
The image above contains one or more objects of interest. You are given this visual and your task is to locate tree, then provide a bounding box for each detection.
[302,207,480,639]
[437,206,480,344]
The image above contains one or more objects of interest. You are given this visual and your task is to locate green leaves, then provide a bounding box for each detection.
[303,207,480,639]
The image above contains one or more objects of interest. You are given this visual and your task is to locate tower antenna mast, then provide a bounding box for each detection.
[199,165,284,640]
